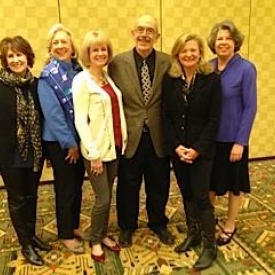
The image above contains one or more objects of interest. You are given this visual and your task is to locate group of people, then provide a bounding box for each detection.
[0,14,256,270]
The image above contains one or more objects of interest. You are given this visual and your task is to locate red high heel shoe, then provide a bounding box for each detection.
[91,251,105,263]
[102,241,121,253]
[102,237,121,253]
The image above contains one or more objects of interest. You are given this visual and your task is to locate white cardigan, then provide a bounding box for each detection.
[72,69,127,161]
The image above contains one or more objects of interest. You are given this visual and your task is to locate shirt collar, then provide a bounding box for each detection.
[133,48,155,64]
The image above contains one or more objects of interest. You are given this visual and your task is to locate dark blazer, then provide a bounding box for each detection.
[0,78,41,166]
[161,72,221,159]
[108,49,170,158]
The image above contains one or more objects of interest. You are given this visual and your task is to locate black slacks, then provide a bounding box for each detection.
[0,166,40,247]
[172,156,214,211]
[44,141,85,239]
[172,156,216,244]
[116,132,170,231]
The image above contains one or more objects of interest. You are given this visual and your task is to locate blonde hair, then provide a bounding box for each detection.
[80,30,113,68]
[169,33,213,78]
[45,23,78,64]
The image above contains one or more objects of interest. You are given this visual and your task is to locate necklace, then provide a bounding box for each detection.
[90,71,107,87]
[182,72,196,92]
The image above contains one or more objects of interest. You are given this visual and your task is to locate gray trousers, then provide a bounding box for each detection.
[84,158,118,244]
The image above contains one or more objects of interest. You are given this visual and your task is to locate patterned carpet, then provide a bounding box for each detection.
[0,160,274,275]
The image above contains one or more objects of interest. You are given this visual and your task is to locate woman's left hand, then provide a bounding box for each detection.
[90,159,103,176]
[65,146,80,164]
[229,144,244,162]
[180,148,199,163]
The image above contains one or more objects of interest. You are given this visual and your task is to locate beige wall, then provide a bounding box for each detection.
[0,0,274,158]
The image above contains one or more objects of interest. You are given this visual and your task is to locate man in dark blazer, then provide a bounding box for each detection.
[108,14,174,247]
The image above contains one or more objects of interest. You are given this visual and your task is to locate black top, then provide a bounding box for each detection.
[0,78,42,167]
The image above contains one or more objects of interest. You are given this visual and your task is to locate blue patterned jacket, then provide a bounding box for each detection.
[38,58,82,149]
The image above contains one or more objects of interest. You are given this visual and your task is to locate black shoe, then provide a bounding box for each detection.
[21,245,44,266]
[32,236,52,251]
[193,244,217,269]
[174,234,201,253]
[217,228,236,246]
[119,230,133,247]
[154,228,175,245]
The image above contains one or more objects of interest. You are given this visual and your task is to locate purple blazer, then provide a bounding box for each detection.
[211,54,257,146]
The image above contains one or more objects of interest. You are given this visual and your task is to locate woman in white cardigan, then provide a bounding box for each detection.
[72,30,127,263]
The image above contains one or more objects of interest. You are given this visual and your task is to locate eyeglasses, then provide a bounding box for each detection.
[135,26,156,35]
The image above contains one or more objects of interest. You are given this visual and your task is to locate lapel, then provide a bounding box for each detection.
[123,52,145,104]
[123,50,169,106]
[147,51,168,105]
[174,78,187,106]
[184,73,205,105]
[174,74,205,107]
[83,70,104,95]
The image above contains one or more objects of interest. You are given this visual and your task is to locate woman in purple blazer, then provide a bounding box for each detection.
[207,20,257,246]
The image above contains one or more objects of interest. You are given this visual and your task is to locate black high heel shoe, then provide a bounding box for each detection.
[217,228,237,246]
[21,244,44,266]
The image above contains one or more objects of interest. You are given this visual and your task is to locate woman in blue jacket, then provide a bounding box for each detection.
[38,24,85,253]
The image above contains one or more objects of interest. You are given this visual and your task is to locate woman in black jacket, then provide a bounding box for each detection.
[161,33,221,270]
[0,36,51,266]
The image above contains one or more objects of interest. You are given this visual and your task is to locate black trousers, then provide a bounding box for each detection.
[172,156,213,208]
[117,132,170,231]
[44,142,85,239]
[172,156,216,244]
[0,166,40,248]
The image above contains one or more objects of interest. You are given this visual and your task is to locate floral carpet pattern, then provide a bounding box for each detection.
[0,160,274,275]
